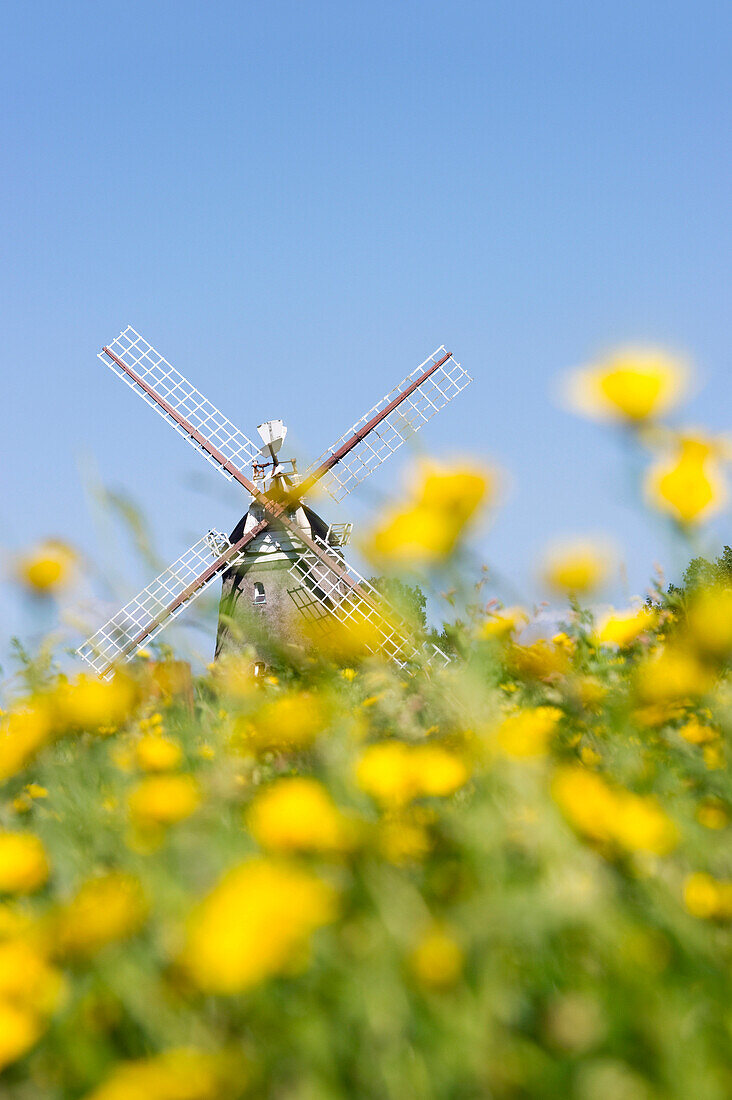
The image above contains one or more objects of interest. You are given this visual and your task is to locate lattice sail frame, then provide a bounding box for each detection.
[306,347,472,503]
[100,327,261,484]
[77,531,246,676]
[287,534,449,670]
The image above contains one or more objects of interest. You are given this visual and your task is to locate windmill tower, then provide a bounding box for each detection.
[214,418,354,665]
[77,329,472,677]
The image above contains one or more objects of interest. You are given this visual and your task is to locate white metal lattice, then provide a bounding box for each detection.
[100,327,261,484]
[306,348,472,503]
[288,535,420,668]
[77,530,246,677]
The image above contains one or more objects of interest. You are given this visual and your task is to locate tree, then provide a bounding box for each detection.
[367,577,428,632]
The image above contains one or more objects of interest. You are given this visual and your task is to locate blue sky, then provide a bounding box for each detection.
[1,0,730,659]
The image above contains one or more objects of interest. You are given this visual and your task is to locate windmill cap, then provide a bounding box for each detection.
[257,420,287,453]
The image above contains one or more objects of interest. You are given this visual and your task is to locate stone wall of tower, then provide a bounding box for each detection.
[214,503,344,667]
[215,553,314,663]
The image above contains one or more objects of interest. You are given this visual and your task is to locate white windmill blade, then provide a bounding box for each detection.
[99,327,261,487]
[287,534,449,670]
[77,530,250,678]
[303,347,472,504]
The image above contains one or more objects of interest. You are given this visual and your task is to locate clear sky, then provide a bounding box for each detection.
[1,0,730,660]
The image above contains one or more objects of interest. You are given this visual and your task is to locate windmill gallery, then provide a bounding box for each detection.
[78,329,472,677]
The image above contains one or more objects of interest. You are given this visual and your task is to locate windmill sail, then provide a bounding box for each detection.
[287,534,449,670]
[77,530,252,677]
[100,327,261,486]
[303,347,472,503]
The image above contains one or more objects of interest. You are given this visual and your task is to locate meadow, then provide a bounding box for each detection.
[1,350,732,1099]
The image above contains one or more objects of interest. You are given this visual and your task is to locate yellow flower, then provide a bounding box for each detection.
[683,873,732,920]
[480,606,528,642]
[128,774,200,828]
[355,742,468,805]
[364,462,492,565]
[646,435,727,525]
[685,587,732,661]
[0,1001,42,1072]
[0,833,49,894]
[697,800,728,830]
[239,691,326,753]
[409,925,464,990]
[356,742,416,805]
[84,1048,233,1100]
[678,716,718,745]
[508,640,570,681]
[541,540,612,596]
[552,767,677,855]
[134,735,183,772]
[0,705,52,781]
[0,938,64,1016]
[703,743,725,771]
[411,745,469,796]
[24,784,47,800]
[635,645,714,704]
[377,812,432,865]
[247,779,353,854]
[56,673,137,733]
[15,540,76,594]
[181,858,336,993]
[210,654,258,700]
[563,348,688,423]
[595,606,654,648]
[496,706,562,759]
[55,873,147,957]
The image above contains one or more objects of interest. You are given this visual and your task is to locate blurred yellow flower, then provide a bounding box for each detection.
[635,645,714,704]
[0,938,63,1014]
[409,925,464,990]
[85,1048,232,1100]
[56,673,137,733]
[15,540,76,594]
[56,873,147,957]
[128,774,200,828]
[541,539,613,596]
[0,705,52,781]
[563,348,688,423]
[239,691,326,752]
[496,706,562,759]
[508,640,570,681]
[134,734,183,772]
[552,767,677,855]
[247,778,354,854]
[0,1001,42,1072]
[181,858,336,993]
[685,587,732,661]
[364,462,492,565]
[378,812,432,865]
[595,606,654,648]
[646,435,727,525]
[683,873,732,920]
[412,745,469,796]
[356,742,416,805]
[480,606,528,642]
[678,716,718,746]
[0,833,49,894]
[356,741,468,805]
[697,800,728,830]
[703,743,725,771]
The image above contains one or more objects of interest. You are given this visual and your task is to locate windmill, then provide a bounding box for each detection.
[77,328,472,678]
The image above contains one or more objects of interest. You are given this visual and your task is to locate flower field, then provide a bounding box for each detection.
[2,351,732,1098]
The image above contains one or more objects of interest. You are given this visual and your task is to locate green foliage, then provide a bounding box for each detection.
[367,576,428,632]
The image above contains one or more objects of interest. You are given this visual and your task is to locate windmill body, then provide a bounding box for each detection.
[215,461,347,663]
[77,329,472,678]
